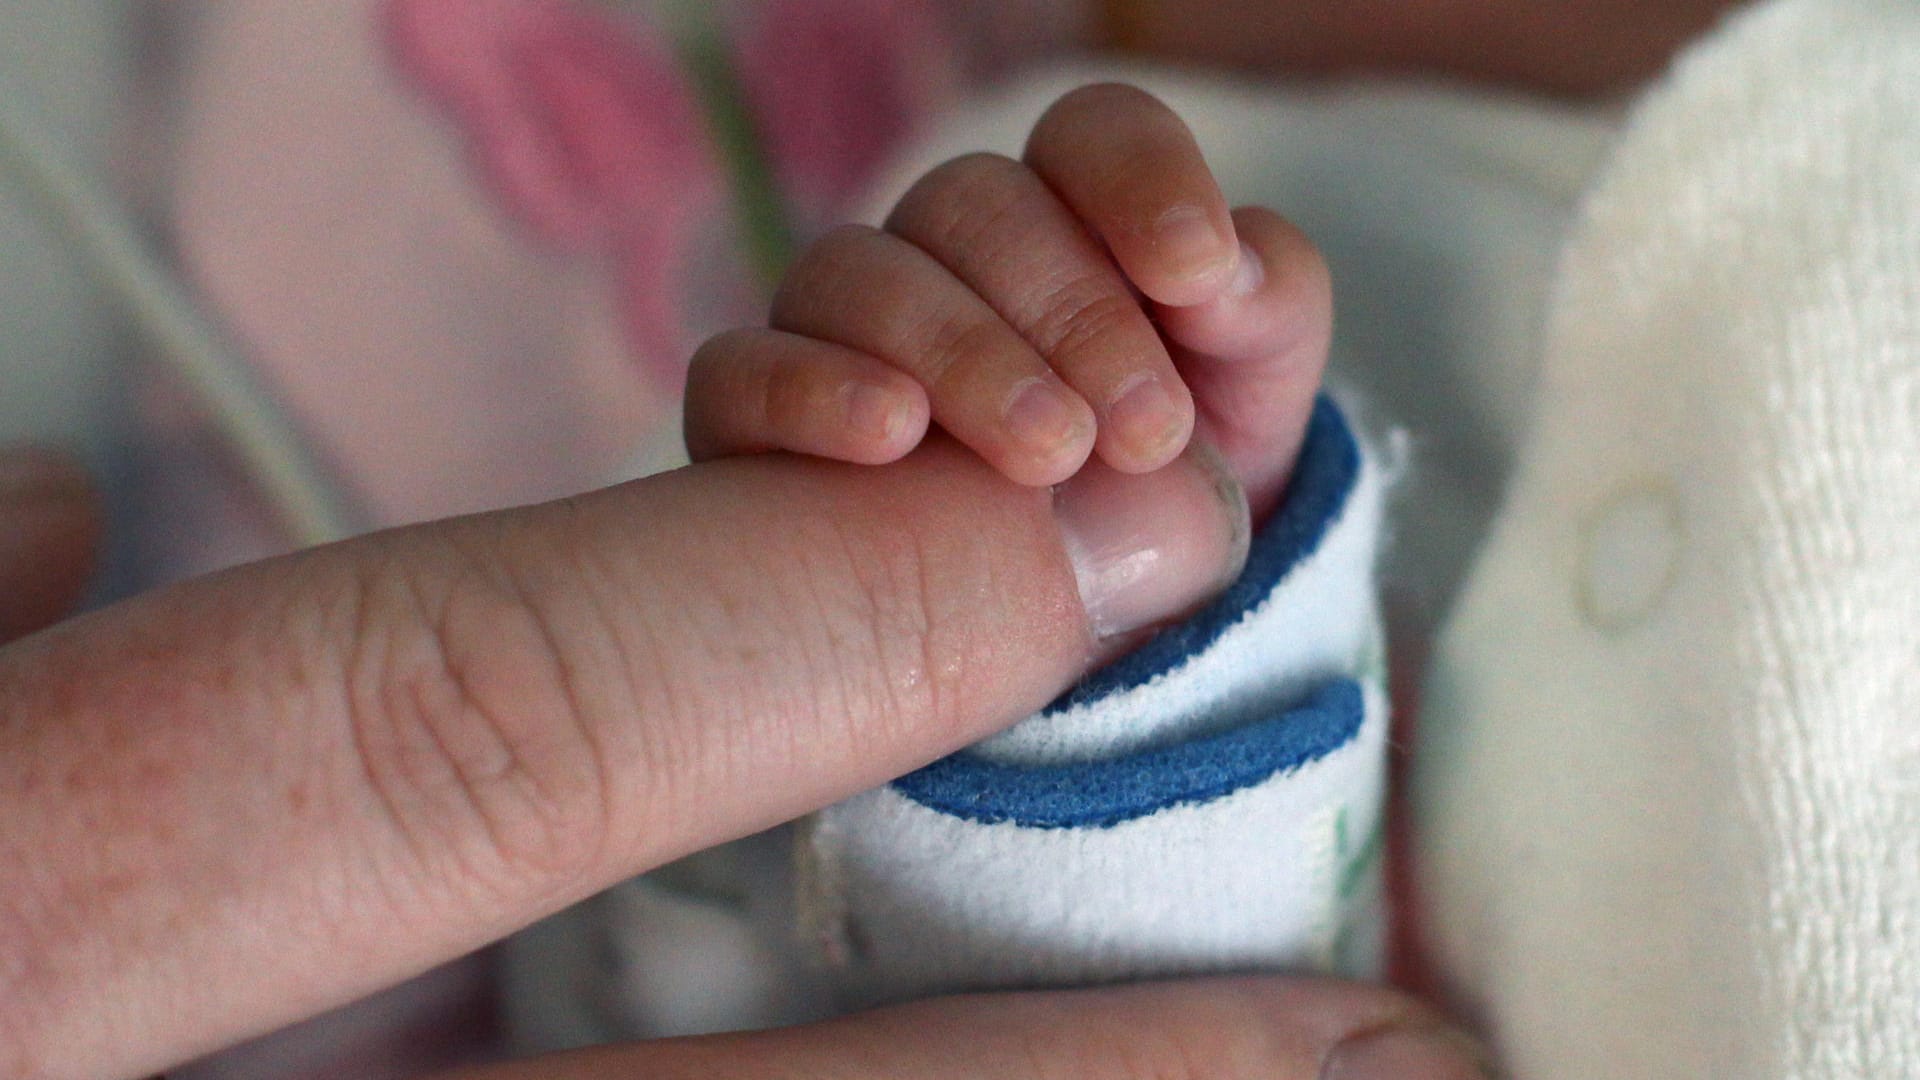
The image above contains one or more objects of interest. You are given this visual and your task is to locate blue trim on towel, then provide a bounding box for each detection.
[891,679,1366,828]
[1050,392,1361,710]
[888,397,1367,829]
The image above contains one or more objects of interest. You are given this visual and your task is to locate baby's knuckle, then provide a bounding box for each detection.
[1035,281,1143,361]
[895,152,1032,249]
[762,353,828,431]
[774,225,888,319]
[1099,998,1282,1080]
[919,315,1010,390]
[685,328,758,401]
[806,223,887,268]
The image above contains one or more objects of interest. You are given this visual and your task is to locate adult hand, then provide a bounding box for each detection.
[0,443,1481,1080]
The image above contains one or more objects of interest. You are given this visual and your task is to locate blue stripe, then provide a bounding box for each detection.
[890,679,1366,829]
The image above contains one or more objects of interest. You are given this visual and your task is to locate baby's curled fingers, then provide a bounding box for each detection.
[769,224,1099,487]
[1156,207,1335,523]
[886,154,1194,475]
[685,328,931,465]
[1024,84,1240,308]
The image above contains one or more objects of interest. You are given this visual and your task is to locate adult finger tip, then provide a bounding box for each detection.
[1056,436,1248,643]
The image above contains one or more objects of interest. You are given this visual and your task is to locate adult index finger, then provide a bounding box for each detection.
[0,438,1246,1080]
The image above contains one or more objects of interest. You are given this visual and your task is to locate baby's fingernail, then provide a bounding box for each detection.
[1154,206,1234,283]
[845,381,911,444]
[1006,377,1088,454]
[1321,1024,1495,1080]
[1228,239,1265,297]
[1055,437,1249,641]
[1106,374,1189,465]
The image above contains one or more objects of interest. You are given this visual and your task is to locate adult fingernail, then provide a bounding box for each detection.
[1054,436,1249,641]
[0,446,93,505]
[1321,1024,1495,1080]
[1154,206,1234,284]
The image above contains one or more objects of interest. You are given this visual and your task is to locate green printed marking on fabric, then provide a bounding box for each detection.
[1334,807,1384,903]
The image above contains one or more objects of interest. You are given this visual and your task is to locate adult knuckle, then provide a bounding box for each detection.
[343,539,611,897]
[825,516,960,744]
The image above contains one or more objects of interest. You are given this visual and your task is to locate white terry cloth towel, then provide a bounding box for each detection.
[1414,1,1920,1078]
[797,396,1394,1006]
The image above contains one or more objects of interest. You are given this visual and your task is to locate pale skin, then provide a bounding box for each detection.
[0,0,1743,1067]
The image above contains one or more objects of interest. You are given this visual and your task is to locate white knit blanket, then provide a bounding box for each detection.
[1416,2,1920,1077]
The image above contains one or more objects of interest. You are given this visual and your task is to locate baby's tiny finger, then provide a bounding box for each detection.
[685,327,930,465]
[1025,84,1237,308]
[772,224,1097,487]
[886,154,1193,475]
[1156,207,1334,522]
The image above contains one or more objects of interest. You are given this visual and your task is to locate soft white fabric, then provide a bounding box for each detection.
[1414,2,1920,1077]
[801,683,1391,1006]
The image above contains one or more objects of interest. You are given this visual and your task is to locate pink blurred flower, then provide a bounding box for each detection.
[734,0,961,229]
[387,0,729,368]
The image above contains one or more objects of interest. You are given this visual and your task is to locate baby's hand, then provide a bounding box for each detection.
[685,84,1331,523]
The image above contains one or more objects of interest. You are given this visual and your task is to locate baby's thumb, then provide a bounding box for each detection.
[0,446,101,643]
